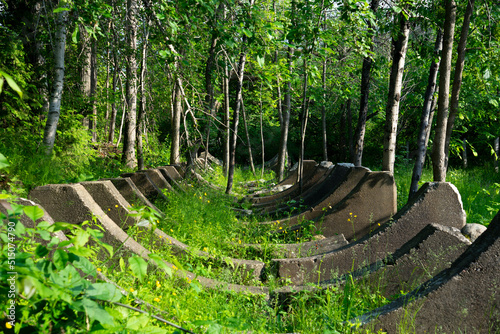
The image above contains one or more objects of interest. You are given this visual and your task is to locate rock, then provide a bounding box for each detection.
[461,223,487,242]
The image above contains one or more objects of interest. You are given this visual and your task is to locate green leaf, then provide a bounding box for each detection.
[72,26,79,44]
[53,7,70,13]
[85,282,122,302]
[0,71,22,98]
[256,55,265,68]
[82,298,115,325]
[148,253,172,277]
[23,206,45,222]
[35,244,49,258]
[0,153,9,170]
[126,314,150,330]
[71,254,96,275]
[128,256,148,282]
[71,229,90,248]
[53,249,69,270]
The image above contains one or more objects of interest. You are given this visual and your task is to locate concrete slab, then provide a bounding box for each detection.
[294,170,397,241]
[259,166,369,227]
[104,177,164,216]
[80,180,138,229]
[0,198,68,244]
[139,169,176,193]
[273,223,471,307]
[157,166,186,192]
[242,234,349,259]
[28,184,268,296]
[244,160,319,204]
[271,182,466,285]
[29,183,149,256]
[120,172,168,202]
[357,210,500,333]
[160,165,183,181]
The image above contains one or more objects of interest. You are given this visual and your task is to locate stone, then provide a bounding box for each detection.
[357,210,500,333]
[271,182,466,285]
[461,223,487,242]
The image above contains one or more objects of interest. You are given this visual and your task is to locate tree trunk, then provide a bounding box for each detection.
[495,137,499,173]
[444,0,475,169]
[298,59,309,193]
[432,0,457,182]
[90,40,97,142]
[137,23,149,171]
[321,56,328,161]
[347,99,354,162]
[170,82,182,164]
[277,47,293,181]
[409,29,443,200]
[226,42,248,194]
[122,0,138,169]
[260,84,265,178]
[80,26,92,129]
[382,14,410,174]
[242,100,256,176]
[353,0,379,167]
[42,1,68,155]
[223,63,230,177]
[108,23,119,143]
[462,138,468,168]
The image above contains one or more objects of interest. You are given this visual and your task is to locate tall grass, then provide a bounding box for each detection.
[393,163,500,226]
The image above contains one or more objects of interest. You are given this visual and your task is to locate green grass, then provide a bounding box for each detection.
[393,163,500,226]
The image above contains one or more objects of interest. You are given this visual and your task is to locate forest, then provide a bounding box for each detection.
[0,0,498,194]
[0,0,500,332]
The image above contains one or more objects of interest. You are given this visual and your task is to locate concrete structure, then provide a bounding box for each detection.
[357,210,500,333]
[104,177,164,216]
[271,182,466,285]
[120,172,168,202]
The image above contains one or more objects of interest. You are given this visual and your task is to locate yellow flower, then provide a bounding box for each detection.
[354,215,357,218]
[348,219,351,221]
[349,212,353,215]
[170,229,173,232]
[173,292,177,296]
[199,197,202,200]
[173,265,178,270]
[154,297,160,302]
[159,235,163,238]
[156,281,161,287]
[97,268,102,272]
[108,208,111,211]
[238,240,242,244]
[207,200,210,203]
[115,205,119,208]
[6,322,12,329]
[204,193,207,196]
[130,288,134,292]
[378,223,381,226]
[279,227,282,230]
[203,247,208,252]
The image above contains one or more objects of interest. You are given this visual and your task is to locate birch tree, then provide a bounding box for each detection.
[42,2,69,155]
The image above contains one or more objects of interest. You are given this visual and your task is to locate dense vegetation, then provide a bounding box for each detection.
[1,0,499,332]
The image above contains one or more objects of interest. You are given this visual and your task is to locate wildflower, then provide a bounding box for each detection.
[349,212,352,215]
[170,229,173,232]
[279,227,282,230]
[204,193,207,196]
[348,219,350,221]
[378,223,381,226]
[199,197,202,200]
[203,247,208,252]
[108,208,111,211]
[173,292,177,296]
[238,240,242,244]
[159,235,162,238]
[97,268,102,272]
[173,265,178,270]
[156,281,161,287]
[207,200,210,203]
[115,205,119,208]
[130,288,135,292]
[154,297,160,302]
[6,322,12,329]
